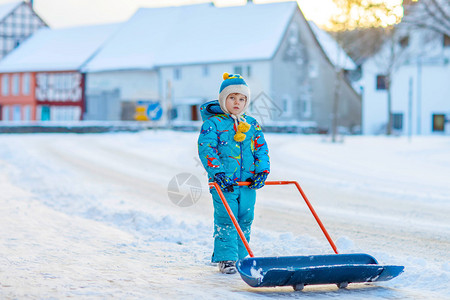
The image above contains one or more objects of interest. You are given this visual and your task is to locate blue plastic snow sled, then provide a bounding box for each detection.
[210,181,404,290]
[237,253,404,290]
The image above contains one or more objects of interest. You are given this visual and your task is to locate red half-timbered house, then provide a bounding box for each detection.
[0,23,119,121]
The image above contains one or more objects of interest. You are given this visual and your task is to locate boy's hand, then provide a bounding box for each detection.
[247,172,269,190]
[214,172,237,193]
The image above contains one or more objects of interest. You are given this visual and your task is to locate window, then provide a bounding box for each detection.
[392,113,403,130]
[247,65,251,78]
[202,65,209,77]
[23,105,31,121]
[301,95,312,118]
[174,68,181,80]
[432,114,445,132]
[12,74,19,95]
[234,66,243,75]
[399,36,409,48]
[55,74,63,90]
[281,96,293,117]
[444,34,450,47]
[2,106,10,121]
[376,75,388,90]
[309,61,319,78]
[13,105,21,121]
[22,73,30,95]
[2,74,9,95]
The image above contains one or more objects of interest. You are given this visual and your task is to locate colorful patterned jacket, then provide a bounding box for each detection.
[198,100,270,183]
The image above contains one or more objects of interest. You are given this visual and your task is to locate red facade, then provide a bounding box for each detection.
[0,71,85,121]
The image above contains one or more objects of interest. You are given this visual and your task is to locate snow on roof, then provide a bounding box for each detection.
[308,21,357,70]
[82,2,297,72]
[0,0,22,21]
[0,23,121,72]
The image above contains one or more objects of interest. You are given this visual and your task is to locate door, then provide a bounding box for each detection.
[41,106,50,121]
[432,114,445,132]
[191,105,199,121]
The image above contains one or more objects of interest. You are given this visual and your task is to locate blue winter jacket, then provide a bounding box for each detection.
[198,100,270,183]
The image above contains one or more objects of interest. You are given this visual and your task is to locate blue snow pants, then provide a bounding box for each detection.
[210,186,256,263]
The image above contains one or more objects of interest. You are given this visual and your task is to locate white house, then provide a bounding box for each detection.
[82,1,361,133]
[359,4,450,135]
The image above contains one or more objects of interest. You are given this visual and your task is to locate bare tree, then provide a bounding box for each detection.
[328,0,403,138]
[402,0,450,36]
[383,0,449,134]
[334,27,386,64]
[329,0,403,31]
[329,0,449,136]
[383,27,398,136]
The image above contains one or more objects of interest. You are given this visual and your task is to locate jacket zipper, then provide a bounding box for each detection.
[239,141,243,182]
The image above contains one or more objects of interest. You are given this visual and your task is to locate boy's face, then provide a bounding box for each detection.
[225,93,247,115]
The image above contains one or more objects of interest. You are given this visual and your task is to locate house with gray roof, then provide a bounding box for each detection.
[82,1,361,132]
[0,1,361,131]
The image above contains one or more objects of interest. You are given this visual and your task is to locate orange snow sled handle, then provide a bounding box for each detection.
[209,181,339,258]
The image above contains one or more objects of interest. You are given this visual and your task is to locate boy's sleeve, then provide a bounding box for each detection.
[198,120,226,178]
[252,121,270,174]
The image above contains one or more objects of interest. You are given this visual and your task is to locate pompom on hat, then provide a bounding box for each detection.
[218,73,251,142]
[218,73,251,116]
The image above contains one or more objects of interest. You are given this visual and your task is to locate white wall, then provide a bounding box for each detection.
[85,70,160,121]
[360,58,389,134]
[84,64,271,122]
[360,28,450,135]
[159,61,271,122]
[159,62,270,101]
[86,70,159,101]
[418,64,450,134]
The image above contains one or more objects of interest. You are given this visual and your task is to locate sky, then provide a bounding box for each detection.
[0,0,340,28]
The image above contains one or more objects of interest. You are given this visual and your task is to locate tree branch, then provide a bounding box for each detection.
[402,19,449,36]
[429,0,450,26]
[403,0,450,35]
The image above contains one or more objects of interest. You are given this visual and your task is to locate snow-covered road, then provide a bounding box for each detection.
[0,131,449,299]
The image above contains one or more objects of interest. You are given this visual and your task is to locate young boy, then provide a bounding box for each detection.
[198,73,270,274]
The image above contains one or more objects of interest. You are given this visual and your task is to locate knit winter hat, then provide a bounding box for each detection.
[218,73,251,116]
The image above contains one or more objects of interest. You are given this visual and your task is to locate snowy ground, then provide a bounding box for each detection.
[0,131,449,299]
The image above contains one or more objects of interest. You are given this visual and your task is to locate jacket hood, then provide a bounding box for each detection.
[200,100,224,121]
